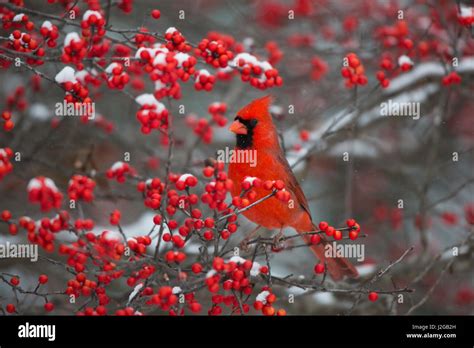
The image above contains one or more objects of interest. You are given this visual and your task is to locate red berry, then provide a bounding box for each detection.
[151,9,161,19]
[6,304,16,313]
[314,263,325,274]
[38,274,48,284]
[318,221,328,231]
[44,302,54,312]
[368,292,378,302]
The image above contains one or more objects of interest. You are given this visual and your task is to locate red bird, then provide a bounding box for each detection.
[228,96,358,280]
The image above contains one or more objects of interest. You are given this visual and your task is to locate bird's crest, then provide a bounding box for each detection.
[237,95,273,121]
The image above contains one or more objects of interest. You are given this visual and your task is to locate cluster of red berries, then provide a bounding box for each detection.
[208,102,228,126]
[458,8,474,27]
[127,236,152,255]
[186,115,213,144]
[106,161,136,183]
[118,0,133,13]
[196,38,235,68]
[253,287,286,316]
[5,85,27,112]
[312,219,361,244]
[235,53,283,90]
[65,272,99,299]
[1,11,35,31]
[164,250,187,264]
[55,67,91,103]
[173,173,198,190]
[135,95,169,134]
[442,71,462,86]
[136,47,194,100]
[194,69,216,91]
[39,21,59,48]
[87,230,126,262]
[81,10,106,38]
[202,256,266,314]
[23,212,69,252]
[8,30,44,65]
[146,286,181,312]
[311,56,329,81]
[265,41,283,65]
[27,176,63,212]
[341,53,367,88]
[1,111,14,131]
[375,20,413,50]
[91,114,115,133]
[109,209,121,225]
[135,178,163,210]
[201,162,233,212]
[74,218,95,231]
[375,70,391,88]
[68,175,96,202]
[0,147,13,180]
[164,27,191,52]
[104,62,130,89]
[61,32,87,68]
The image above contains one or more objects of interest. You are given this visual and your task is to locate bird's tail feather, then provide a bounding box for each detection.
[300,225,359,281]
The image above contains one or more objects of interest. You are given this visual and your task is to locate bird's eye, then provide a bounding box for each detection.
[249,119,258,128]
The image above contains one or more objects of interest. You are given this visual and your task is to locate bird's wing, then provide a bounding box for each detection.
[276,151,313,221]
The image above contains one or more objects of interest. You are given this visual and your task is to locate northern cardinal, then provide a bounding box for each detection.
[228,95,358,280]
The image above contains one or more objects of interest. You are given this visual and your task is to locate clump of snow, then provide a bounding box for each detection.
[178,173,194,182]
[128,283,143,302]
[243,176,258,184]
[44,178,59,191]
[41,21,53,30]
[29,103,51,121]
[174,52,190,67]
[172,286,182,294]
[105,62,119,74]
[227,257,261,276]
[231,53,274,82]
[312,292,336,305]
[398,55,414,67]
[83,10,102,21]
[256,290,270,304]
[13,13,25,22]
[27,177,59,192]
[154,80,166,91]
[135,45,169,60]
[110,161,126,171]
[64,32,81,46]
[135,94,165,112]
[27,178,42,190]
[356,263,377,277]
[269,105,283,115]
[206,270,217,278]
[459,5,474,18]
[242,37,255,51]
[55,66,77,84]
[195,69,210,82]
[75,69,95,83]
[165,27,178,35]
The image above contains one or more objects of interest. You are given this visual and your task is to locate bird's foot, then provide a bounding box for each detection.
[239,238,251,253]
[271,230,285,251]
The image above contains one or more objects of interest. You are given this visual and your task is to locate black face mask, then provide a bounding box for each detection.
[234,116,258,149]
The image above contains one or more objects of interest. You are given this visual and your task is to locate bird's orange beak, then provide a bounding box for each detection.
[229,120,248,135]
